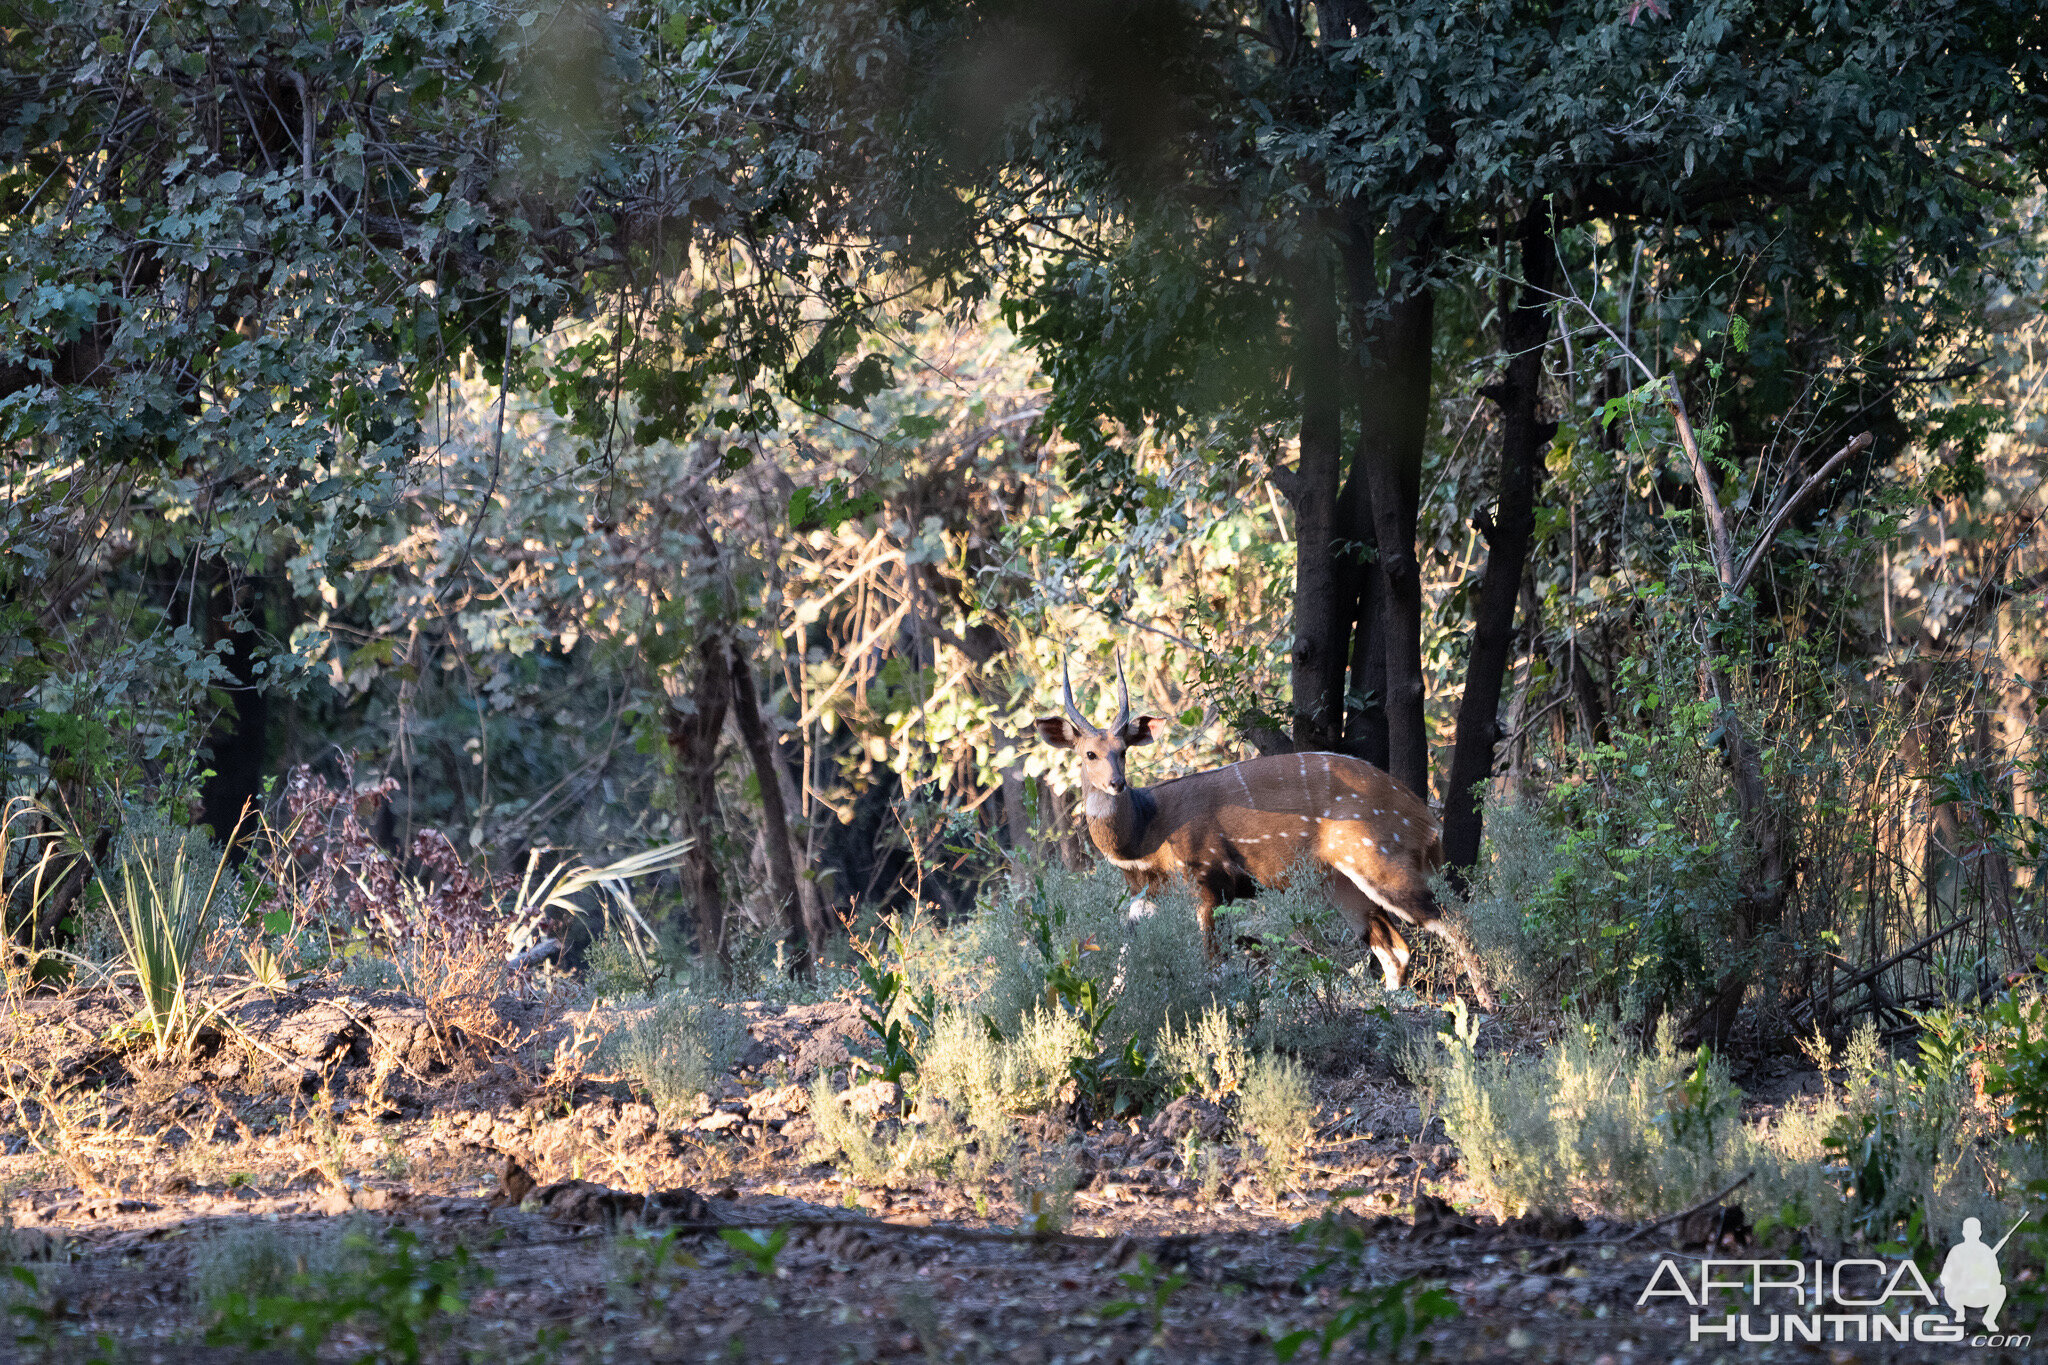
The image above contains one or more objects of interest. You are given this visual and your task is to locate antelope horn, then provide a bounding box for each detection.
[1061,656,1101,737]
[1112,651,1132,736]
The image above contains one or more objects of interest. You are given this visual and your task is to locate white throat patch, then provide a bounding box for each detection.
[1085,788,1118,819]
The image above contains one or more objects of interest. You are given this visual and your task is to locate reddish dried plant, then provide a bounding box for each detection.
[277,760,518,951]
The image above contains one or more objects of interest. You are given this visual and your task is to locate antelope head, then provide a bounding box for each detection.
[1033,654,1167,813]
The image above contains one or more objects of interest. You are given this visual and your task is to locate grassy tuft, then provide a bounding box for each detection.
[597,988,747,1124]
[1235,1053,1316,1197]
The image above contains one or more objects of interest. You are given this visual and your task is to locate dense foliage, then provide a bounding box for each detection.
[4,0,2047,1044]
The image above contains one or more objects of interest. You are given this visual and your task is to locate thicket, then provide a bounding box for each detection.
[4,0,2048,1277]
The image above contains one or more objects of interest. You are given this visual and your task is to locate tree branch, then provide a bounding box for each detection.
[1731,431,1875,594]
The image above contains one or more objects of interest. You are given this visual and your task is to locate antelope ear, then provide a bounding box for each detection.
[1120,715,1169,746]
[1033,717,1078,747]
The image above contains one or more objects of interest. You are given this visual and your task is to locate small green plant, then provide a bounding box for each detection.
[99,824,247,1062]
[1659,1044,1739,1160]
[853,940,937,1083]
[1983,971,2048,1142]
[611,1228,698,1318]
[6,1265,116,1364]
[1238,1053,1316,1197]
[1158,1004,1253,1101]
[585,928,663,998]
[598,988,745,1123]
[1269,1276,1459,1361]
[1101,1252,1189,1336]
[1273,1207,1462,1360]
[718,1227,787,1277]
[988,887,1155,1115]
[206,1227,485,1364]
[1015,1162,1077,1236]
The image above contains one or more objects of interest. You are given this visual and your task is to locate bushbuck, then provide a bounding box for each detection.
[1035,657,1495,1009]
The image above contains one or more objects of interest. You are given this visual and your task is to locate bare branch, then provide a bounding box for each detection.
[1731,431,1875,594]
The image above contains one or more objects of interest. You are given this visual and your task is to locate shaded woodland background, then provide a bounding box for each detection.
[5,0,2048,1041]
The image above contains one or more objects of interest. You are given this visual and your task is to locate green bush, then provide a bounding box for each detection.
[1236,1053,1317,1196]
[1452,694,1744,1023]
[205,1226,484,1364]
[1432,1005,2046,1248]
[806,1070,1016,1188]
[596,988,747,1123]
[1431,1012,1744,1219]
[914,1004,1096,1121]
[1157,1004,1252,1101]
[935,865,1254,1070]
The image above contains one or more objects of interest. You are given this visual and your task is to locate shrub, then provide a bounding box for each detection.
[1431,1012,1743,1218]
[1750,1015,2047,1253]
[206,1225,484,1364]
[1449,647,1748,1022]
[1157,1004,1252,1102]
[1237,1053,1317,1197]
[1432,1005,2047,1248]
[805,1071,1016,1189]
[96,814,246,1061]
[909,1005,1097,1120]
[597,989,746,1123]
[584,927,663,999]
[191,1221,354,1310]
[938,865,1253,1070]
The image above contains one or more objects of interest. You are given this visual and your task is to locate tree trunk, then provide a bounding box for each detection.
[726,636,819,975]
[1279,239,1349,750]
[661,640,731,976]
[198,563,271,854]
[1442,216,1555,879]
[1338,198,1388,771]
[1357,274,1436,799]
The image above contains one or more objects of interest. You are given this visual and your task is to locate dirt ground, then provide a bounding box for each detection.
[0,982,2035,1363]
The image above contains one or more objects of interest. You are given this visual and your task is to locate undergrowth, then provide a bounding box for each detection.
[1431,1000,2048,1254]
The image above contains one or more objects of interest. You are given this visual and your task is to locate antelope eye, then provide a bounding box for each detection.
[1085,750,1098,759]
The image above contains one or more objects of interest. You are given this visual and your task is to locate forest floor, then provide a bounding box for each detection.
[0,978,2028,1364]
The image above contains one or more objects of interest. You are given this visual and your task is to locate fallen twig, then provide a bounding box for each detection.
[1617,1171,1753,1246]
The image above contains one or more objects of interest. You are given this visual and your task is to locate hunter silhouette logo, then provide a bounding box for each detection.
[1940,1218,2016,1333]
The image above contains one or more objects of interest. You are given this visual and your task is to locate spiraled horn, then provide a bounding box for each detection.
[1112,651,1132,736]
[1061,656,1100,737]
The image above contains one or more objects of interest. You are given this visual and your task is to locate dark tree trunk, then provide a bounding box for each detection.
[1570,646,1610,747]
[1335,461,1389,766]
[1345,563,1390,768]
[1354,262,1436,798]
[1278,240,1349,750]
[1337,199,1388,771]
[199,565,270,854]
[1442,216,1556,879]
[662,639,731,976]
[726,636,820,975]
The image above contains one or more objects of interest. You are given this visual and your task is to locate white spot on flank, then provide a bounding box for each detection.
[1394,832,1402,844]
[1403,817,1411,826]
